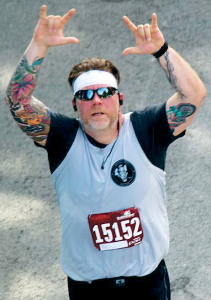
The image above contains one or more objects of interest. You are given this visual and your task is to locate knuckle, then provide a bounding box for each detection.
[144,23,150,29]
[47,16,54,24]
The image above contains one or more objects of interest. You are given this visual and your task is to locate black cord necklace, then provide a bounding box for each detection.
[101,120,120,170]
[79,118,120,170]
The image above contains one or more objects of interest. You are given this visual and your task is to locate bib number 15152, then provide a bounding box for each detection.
[88,207,144,251]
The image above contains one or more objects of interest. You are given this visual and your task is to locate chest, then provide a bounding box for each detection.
[54,121,165,215]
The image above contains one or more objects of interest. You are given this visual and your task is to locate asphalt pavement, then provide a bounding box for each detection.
[0,0,210,299]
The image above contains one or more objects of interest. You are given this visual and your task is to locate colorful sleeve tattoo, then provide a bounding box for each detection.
[5,55,51,143]
[158,51,196,133]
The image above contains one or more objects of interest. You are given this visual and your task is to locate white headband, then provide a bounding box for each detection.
[73,70,118,95]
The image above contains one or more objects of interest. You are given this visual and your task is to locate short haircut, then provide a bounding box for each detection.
[68,57,120,89]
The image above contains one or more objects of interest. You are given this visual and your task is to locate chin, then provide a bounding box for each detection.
[86,120,110,131]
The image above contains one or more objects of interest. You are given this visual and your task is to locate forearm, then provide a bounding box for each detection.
[5,40,50,144]
[157,46,207,102]
[122,13,207,135]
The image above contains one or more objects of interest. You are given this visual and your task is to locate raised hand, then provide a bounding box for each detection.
[32,5,80,50]
[122,13,165,56]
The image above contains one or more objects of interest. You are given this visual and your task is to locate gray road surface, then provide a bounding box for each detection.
[0,0,210,299]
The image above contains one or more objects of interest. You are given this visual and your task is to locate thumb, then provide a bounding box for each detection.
[122,47,142,56]
[61,37,80,45]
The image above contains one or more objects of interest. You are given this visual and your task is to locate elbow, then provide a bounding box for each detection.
[195,81,207,105]
[5,85,10,105]
[5,91,12,108]
[201,84,207,100]
[5,93,10,107]
[199,84,207,104]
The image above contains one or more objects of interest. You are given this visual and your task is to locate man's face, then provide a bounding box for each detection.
[75,84,120,134]
[118,165,128,181]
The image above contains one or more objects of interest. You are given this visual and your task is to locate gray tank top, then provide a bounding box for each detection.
[52,113,169,281]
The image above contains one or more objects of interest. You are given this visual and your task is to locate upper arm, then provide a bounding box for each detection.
[160,48,207,136]
[166,93,201,136]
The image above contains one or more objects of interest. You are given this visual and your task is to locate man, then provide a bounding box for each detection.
[5,5,206,300]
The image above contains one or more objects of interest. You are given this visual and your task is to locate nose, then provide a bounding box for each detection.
[92,92,103,105]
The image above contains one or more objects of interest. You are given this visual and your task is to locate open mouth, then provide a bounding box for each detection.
[91,112,105,116]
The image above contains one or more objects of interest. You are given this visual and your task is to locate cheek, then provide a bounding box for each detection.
[77,103,91,116]
[104,96,119,110]
[108,99,120,114]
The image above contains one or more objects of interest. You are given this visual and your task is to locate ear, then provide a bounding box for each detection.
[72,99,77,111]
[119,93,124,106]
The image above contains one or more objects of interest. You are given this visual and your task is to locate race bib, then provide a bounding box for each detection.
[88,207,144,251]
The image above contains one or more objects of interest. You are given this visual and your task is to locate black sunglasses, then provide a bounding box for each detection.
[74,87,119,101]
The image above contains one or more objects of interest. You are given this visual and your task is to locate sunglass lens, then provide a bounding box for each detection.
[86,90,94,100]
[76,90,86,100]
[97,87,110,98]
[75,88,117,101]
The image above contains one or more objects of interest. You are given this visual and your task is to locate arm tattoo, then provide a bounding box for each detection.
[5,55,51,143]
[159,51,187,99]
[167,103,196,132]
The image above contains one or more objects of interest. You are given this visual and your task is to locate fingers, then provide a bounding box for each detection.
[46,15,80,43]
[62,37,80,45]
[141,24,151,42]
[47,15,61,32]
[137,25,145,40]
[133,23,151,42]
[45,14,80,43]
[123,13,159,42]
[122,16,137,34]
[47,16,54,32]
[39,6,77,31]
[122,47,142,56]
[151,13,158,29]
[61,8,76,26]
[40,5,47,20]
[54,16,61,31]
[123,15,150,41]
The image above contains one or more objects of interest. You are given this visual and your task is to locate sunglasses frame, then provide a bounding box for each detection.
[74,87,119,101]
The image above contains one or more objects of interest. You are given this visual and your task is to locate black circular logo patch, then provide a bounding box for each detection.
[111,159,136,187]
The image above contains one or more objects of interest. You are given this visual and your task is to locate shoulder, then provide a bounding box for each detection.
[46,111,79,150]
[130,101,185,142]
[46,112,80,173]
[50,111,79,129]
[48,111,79,136]
[130,102,166,128]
